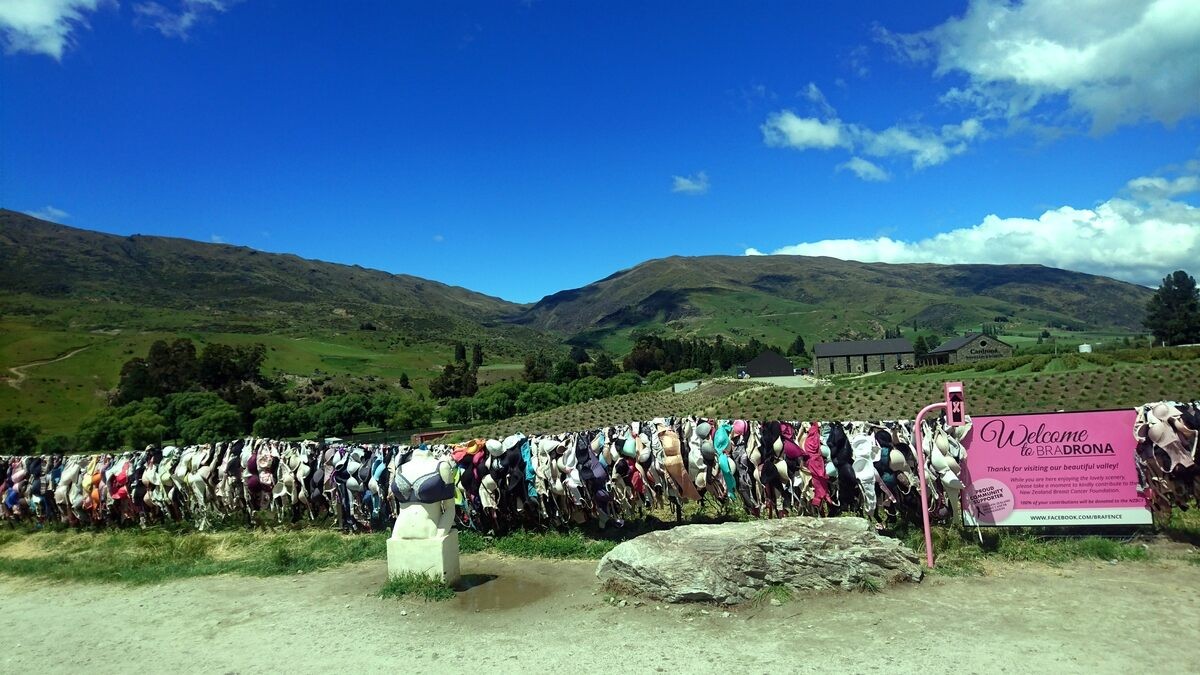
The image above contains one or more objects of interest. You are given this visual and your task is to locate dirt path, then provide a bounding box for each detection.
[3,345,92,389]
[2,554,1198,674]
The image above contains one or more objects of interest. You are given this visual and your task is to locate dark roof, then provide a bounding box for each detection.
[929,333,1011,354]
[814,338,914,358]
[745,350,792,369]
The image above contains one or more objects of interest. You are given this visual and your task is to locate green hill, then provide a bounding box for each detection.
[0,210,559,433]
[0,209,542,341]
[0,210,1159,435]
[514,255,1153,351]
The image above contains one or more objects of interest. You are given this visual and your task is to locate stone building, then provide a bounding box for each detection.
[813,338,915,376]
[925,332,1014,365]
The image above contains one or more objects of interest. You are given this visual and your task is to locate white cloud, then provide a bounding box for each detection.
[761,111,849,151]
[27,205,70,221]
[762,88,984,171]
[0,0,107,59]
[802,82,836,118]
[837,157,890,182]
[134,0,237,39]
[890,0,1200,133]
[432,234,445,243]
[862,118,982,169]
[744,168,1200,286]
[1126,174,1200,200]
[671,171,710,195]
[210,234,224,243]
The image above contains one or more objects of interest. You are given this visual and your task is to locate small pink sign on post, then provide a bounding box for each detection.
[944,381,966,426]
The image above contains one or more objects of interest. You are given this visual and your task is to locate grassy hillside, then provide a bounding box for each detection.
[0,211,1164,437]
[0,318,477,435]
[516,255,1153,350]
[0,211,562,433]
[0,210,553,348]
[450,353,1200,438]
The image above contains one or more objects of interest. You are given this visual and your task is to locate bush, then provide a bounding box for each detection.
[515,382,567,415]
[0,419,40,454]
[444,398,473,425]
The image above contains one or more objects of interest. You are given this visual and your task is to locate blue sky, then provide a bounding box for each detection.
[3,0,1199,303]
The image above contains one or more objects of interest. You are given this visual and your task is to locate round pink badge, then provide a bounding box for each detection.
[965,478,1015,524]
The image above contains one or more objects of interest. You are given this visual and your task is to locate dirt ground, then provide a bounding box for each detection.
[2,552,1198,674]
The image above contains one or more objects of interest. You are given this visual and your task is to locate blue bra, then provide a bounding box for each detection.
[392,470,455,504]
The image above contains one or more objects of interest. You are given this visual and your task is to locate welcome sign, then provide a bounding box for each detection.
[960,409,1151,526]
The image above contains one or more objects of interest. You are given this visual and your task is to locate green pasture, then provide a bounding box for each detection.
[0,319,457,435]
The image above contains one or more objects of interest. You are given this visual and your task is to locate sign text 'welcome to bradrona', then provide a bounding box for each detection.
[960,410,1151,526]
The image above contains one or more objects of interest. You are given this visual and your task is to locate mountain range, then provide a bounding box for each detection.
[1,208,1151,352]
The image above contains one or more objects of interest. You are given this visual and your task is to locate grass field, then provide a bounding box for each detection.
[0,318,457,435]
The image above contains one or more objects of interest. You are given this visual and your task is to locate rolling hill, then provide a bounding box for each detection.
[0,210,559,433]
[514,255,1153,350]
[0,211,1157,434]
[0,209,536,341]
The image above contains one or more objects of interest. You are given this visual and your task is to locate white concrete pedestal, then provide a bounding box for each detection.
[386,531,460,584]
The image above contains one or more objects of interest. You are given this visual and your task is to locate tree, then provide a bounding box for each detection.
[1040,329,1052,339]
[471,389,518,422]
[38,434,74,454]
[311,393,370,437]
[387,398,434,430]
[471,344,483,367]
[786,335,807,357]
[252,402,308,438]
[199,342,266,393]
[179,404,241,444]
[453,342,467,363]
[148,338,199,396]
[123,408,169,450]
[592,352,618,379]
[399,372,411,389]
[114,357,157,405]
[568,376,607,404]
[913,335,929,357]
[551,358,580,384]
[606,372,642,396]
[443,398,473,425]
[568,345,590,364]
[515,383,566,414]
[429,363,459,399]
[523,351,553,383]
[0,420,39,454]
[76,410,126,453]
[457,364,479,398]
[1145,270,1200,346]
[163,392,227,440]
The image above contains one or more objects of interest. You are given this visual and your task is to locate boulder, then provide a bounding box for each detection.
[595,517,922,604]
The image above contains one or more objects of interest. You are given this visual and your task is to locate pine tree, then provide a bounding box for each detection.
[454,342,467,363]
[593,353,618,379]
[1145,270,1200,346]
[471,344,483,367]
[787,335,806,356]
[399,372,411,389]
[913,335,929,356]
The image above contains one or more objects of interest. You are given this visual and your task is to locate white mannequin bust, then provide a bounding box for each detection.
[390,446,456,540]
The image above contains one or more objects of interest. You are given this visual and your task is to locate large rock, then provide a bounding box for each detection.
[595,517,922,604]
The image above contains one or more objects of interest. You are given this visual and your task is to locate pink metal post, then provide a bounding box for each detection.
[911,401,945,569]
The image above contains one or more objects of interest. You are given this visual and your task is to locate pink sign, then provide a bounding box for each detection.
[960,409,1151,526]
